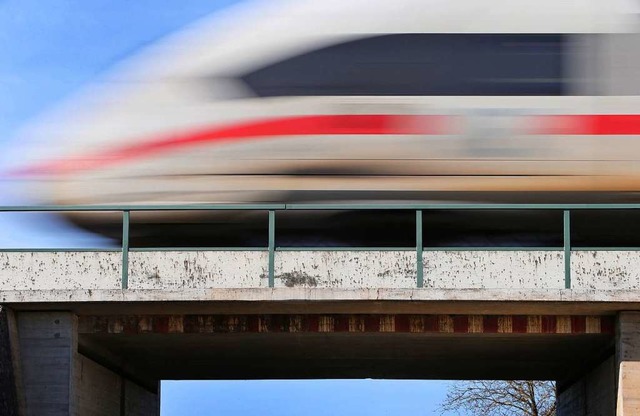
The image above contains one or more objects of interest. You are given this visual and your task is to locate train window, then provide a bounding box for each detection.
[241,34,566,96]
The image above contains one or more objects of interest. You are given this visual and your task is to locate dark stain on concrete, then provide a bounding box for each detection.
[261,271,320,287]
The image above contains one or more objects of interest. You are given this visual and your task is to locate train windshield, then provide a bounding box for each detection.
[241,34,566,97]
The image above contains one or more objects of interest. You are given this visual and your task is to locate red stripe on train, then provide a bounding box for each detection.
[12,113,640,177]
[15,114,445,176]
[533,115,640,135]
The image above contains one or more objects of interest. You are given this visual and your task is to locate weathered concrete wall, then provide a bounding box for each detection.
[557,356,616,416]
[17,312,76,416]
[275,251,416,288]
[617,312,640,416]
[0,250,639,292]
[423,251,564,289]
[0,252,121,290]
[572,251,640,290]
[124,380,159,416]
[74,354,121,415]
[74,356,159,416]
[276,251,565,289]
[13,311,159,416]
[129,251,267,289]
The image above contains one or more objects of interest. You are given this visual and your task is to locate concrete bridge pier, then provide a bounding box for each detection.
[616,312,640,416]
[557,355,617,415]
[2,309,159,416]
[557,312,640,416]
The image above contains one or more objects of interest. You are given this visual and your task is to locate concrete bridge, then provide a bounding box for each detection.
[1,204,640,415]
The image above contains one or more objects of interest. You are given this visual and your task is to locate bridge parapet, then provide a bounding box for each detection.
[1,249,639,293]
[0,203,639,305]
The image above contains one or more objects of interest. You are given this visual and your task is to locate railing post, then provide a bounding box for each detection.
[268,210,275,288]
[121,210,130,290]
[416,210,424,288]
[563,210,571,289]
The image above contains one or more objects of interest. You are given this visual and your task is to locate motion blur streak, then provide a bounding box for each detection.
[13,114,640,177]
[532,115,640,136]
[9,0,640,243]
[14,115,446,176]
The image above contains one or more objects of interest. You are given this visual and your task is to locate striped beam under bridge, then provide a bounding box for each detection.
[78,314,615,335]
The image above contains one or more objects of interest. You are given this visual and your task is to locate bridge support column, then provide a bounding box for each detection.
[555,312,640,416]
[557,355,616,416]
[6,310,159,416]
[616,312,640,416]
[0,306,22,415]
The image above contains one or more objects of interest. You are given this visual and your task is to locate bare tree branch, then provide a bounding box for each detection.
[439,380,556,416]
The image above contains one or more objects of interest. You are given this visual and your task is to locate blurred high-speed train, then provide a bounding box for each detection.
[12,0,640,244]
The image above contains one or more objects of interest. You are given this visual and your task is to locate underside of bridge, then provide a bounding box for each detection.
[77,315,614,382]
[81,332,612,381]
[4,303,639,416]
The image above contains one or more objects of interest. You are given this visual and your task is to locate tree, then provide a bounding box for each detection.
[440,380,556,416]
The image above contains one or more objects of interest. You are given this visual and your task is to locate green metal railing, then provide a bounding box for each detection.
[2,203,640,290]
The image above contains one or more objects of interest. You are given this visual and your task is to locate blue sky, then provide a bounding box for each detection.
[0,0,239,247]
[1,1,456,413]
[162,380,455,416]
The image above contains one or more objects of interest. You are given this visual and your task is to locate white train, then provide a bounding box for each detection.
[13,0,640,242]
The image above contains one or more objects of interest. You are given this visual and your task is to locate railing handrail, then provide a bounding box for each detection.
[3,202,640,290]
[1,202,640,211]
